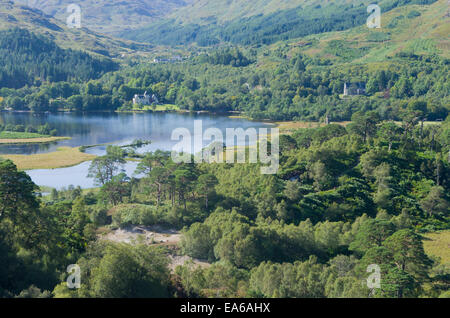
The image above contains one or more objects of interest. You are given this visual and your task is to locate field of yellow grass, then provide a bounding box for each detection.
[423,230,450,264]
[1,147,96,170]
[0,136,69,144]
[275,121,351,134]
[228,115,250,120]
[275,120,441,135]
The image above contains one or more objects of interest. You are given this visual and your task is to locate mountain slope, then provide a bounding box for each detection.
[109,0,448,121]
[285,0,450,63]
[13,0,195,35]
[166,0,308,24]
[0,1,152,57]
[123,0,439,46]
[0,28,118,89]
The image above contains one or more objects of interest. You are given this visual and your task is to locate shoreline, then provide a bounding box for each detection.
[0,112,360,170]
[0,136,71,144]
[2,108,285,124]
[2,108,243,117]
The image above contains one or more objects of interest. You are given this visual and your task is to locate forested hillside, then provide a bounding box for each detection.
[4,42,446,118]
[0,1,152,57]
[1,1,447,117]
[123,0,438,46]
[108,49,448,121]
[0,28,118,89]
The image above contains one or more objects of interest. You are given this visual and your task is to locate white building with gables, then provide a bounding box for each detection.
[132,91,159,105]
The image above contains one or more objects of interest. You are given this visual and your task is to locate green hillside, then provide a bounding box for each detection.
[123,0,439,46]
[99,0,448,121]
[166,0,308,24]
[0,1,152,58]
[286,0,450,62]
[1,0,448,119]
[0,28,118,89]
[424,231,450,265]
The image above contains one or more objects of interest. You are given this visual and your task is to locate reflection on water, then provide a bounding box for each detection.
[0,140,60,154]
[0,112,270,155]
[1,112,270,189]
[27,161,140,190]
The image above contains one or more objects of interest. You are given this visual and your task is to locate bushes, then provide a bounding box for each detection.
[0,123,58,136]
[200,48,253,67]
[54,242,171,298]
[91,208,109,227]
[407,10,421,18]
[112,204,158,228]
[111,203,184,228]
[249,256,330,298]
[175,261,250,297]
[181,207,355,268]
[180,223,214,260]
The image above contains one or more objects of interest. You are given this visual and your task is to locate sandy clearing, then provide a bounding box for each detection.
[168,255,211,271]
[100,225,182,246]
[99,225,211,271]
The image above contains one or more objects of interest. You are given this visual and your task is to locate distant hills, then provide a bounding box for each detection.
[0,0,448,119]
[0,1,152,57]
[163,0,308,24]
[121,0,440,46]
[12,0,195,35]
[1,0,448,60]
[6,0,446,51]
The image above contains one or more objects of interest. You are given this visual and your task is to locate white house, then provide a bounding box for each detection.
[343,82,366,96]
[132,91,159,105]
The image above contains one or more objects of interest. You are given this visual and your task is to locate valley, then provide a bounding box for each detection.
[0,0,448,301]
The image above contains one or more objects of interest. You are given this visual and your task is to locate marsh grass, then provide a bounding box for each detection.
[0,131,70,144]
[1,147,96,170]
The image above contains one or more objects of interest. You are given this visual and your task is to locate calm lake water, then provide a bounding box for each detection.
[26,161,140,190]
[0,112,270,189]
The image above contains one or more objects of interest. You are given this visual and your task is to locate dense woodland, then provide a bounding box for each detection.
[0,113,449,297]
[1,39,448,122]
[0,28,118,90]
[111,50,449,121]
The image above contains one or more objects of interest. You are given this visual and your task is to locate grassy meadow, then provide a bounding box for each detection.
[0,131,70,144]
[423,230,450,265]
[1,147,96,170]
